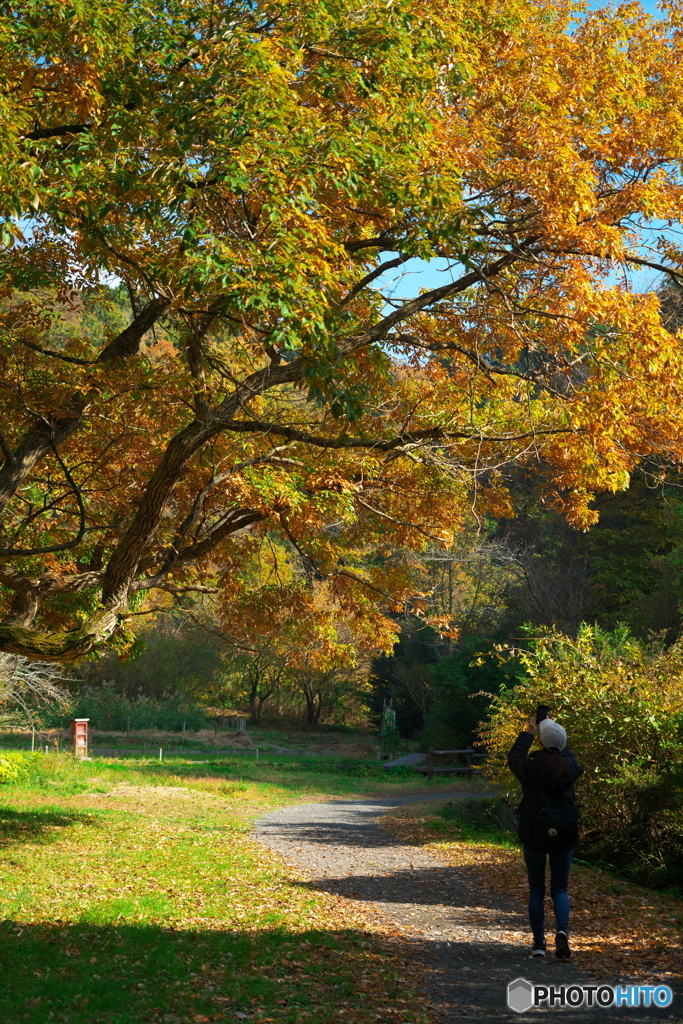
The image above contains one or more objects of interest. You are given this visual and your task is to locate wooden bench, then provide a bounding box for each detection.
[413,747,487,781]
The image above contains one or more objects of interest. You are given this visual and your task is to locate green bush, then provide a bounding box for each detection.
[482,624,683,888]
[0,751,31,783]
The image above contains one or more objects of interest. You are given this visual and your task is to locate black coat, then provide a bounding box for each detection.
[507,731,584,850]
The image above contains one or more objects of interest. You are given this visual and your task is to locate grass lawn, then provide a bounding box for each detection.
[0,752,473,1024]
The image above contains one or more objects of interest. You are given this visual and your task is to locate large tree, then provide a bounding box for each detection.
[2,0,683,661]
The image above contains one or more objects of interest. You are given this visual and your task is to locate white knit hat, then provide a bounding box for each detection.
[539,718,567,752]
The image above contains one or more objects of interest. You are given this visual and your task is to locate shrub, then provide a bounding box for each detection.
[481,624,683,888]
[0,751,30,783]
[441,796,518,833]
[46,690,209,732]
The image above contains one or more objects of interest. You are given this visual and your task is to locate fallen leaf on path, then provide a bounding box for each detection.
[382,809,683,983]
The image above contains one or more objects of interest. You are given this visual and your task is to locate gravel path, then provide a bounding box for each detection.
[255,793,680,1023]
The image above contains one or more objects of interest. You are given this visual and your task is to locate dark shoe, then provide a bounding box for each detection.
[555,930,571,960]
[530,940,546,958]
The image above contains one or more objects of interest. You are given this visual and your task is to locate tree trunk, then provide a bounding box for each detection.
[249,677,260,726]
[304,687,315,725]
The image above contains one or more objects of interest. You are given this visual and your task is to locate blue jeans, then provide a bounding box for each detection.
[523,845,574,944]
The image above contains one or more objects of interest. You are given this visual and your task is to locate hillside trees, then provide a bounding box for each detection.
[3,0,683,661]
[76,612,227,702]
[495,473,683,638]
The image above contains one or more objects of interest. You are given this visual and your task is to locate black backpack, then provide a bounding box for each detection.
[528,786,579,852]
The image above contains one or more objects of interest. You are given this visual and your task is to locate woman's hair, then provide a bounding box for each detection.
[539,749,570,788]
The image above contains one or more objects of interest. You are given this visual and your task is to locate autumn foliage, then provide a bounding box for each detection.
[2,0,683,660]
[481,625,683,887]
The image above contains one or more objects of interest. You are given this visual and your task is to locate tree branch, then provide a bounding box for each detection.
[0,441,87,557]
[0,566,102,628]
[540,248,683,285]
[342,248,532,350]
[0,297,171,513]
[355,496,443,542]
[159,444,296,574]
[343,235,400,253]
[339,253,412,307]
[222,420,449,450]
[100,248,529,608]
[0,428,14,466]
[98,296,170,360]
[13,338,93,365]
[23,123,90,140]
[0,606,119,662]
[392,334,572,396]
[134,508,266,596]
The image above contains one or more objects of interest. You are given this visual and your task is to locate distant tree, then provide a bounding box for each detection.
[368,618,442,737]
[496,472,683,641]
[419,637,521,750]
[294,662,370,727]
[222,649,287,726]
[0,654,69,726]
[76,614,227,703]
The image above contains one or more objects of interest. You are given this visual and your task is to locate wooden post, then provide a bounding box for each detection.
[159,748,163,762]
[31,727,35,753]
[182,720,186,745]
[126,717,131,737]
[427,746,434,783]
[70,718,89,759]
[466,747,473,776]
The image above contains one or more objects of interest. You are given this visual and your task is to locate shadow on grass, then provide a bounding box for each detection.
[7,917,673,1024]
[0,807,100,848]
[0,920,398,1024]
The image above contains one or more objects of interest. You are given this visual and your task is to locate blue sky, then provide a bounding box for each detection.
[592,0,661,13]
[376,0,671,304]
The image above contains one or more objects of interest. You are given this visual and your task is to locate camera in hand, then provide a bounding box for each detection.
[535,704,550,724]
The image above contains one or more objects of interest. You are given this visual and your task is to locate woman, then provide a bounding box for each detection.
[508,714,583,960]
